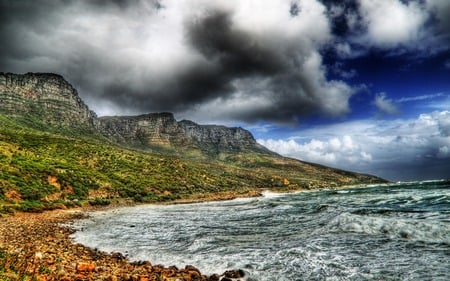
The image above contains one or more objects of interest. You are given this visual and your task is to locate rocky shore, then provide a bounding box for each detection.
[0,209,246,281]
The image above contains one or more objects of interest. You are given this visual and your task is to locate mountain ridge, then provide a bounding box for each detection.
[0,72,270,156]
[0,72,96,129]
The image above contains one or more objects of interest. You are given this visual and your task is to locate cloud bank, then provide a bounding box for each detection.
[0,0,356,124]
[259,111,450,181]
[1,0,447,124]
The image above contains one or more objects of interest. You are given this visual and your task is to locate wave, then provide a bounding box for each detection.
[328,212,450,245]
[72,181,450,280]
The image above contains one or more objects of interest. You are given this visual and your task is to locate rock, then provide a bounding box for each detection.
[0,72,97,131]
[111,252,126,260]
[182,265,202,281]
[95,113,191,149]
[208,274,220,281]
[223,269,245,279]
[107,275,118,281]
[76,262,95,272]
[178,120,266,153]
[96,113,269,155]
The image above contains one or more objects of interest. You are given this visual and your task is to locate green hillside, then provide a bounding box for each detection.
[0,114,385,213]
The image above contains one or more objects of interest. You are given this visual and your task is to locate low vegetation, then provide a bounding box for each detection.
[0,114,384,214]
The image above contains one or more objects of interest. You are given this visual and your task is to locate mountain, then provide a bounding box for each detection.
[0,72,96,134]
[95,113,271,156]
[0,72,270,156]
[0,72,386,212]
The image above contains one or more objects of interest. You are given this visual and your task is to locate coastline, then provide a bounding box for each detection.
[0,208,249,281]
[0,184,375,281]
[0,190,273,281]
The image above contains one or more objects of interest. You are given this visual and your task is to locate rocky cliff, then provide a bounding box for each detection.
[0,72,268,155]
[95,114,270,154]
[178,120,270,154]
[0,73,96,131]
[95,113,192,149]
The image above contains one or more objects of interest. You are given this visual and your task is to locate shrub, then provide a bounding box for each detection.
[88,198,111,206]
[17,201,45,212]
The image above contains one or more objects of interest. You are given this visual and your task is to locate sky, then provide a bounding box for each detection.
[0,0,449,181]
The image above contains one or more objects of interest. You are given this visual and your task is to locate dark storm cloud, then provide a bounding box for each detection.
[99,62,234,111]
[1,0,351,123]
[0,1,57,61]
[187,11,285,77]
[180,10,317,120]
[182,8,353,123]
[4,0,446,125]
[100,10,284,112]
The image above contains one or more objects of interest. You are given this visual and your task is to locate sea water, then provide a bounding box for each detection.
[72,180,450,280]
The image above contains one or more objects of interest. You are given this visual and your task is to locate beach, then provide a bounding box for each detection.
[0,208,243,281]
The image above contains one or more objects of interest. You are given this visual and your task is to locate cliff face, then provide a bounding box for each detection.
[95,114,268,154]
[95,113,191,149]
[0,73,96,130]
[178,120,269,153]
[0,72,268,155]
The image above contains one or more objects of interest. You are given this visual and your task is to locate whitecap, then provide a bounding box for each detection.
[328,212,450,244]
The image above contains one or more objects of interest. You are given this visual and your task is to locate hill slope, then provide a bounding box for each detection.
[0,73,386,212]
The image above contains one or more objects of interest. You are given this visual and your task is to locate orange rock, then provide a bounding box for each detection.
[107,275,118,281]
[36,275,47,281]
[76,262,96,272]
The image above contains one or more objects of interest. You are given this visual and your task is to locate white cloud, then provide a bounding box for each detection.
[258,111,450,181]
[437,111,450,136]
[358,0,428,48]
[374,93,398,115]
[397,93,445,103]
[437,146,450,158]
[259,135,372,168]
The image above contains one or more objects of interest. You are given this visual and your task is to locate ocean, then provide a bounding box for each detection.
[72,180,450,280]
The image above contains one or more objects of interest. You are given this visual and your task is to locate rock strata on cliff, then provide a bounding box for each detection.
[0,72,96,131]
[95,114,270,155]
[178,120,271,154]
[95,113,192,149]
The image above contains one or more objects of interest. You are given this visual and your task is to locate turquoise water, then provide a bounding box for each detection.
[72,180,450,280]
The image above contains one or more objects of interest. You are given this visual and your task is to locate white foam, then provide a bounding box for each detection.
[261,190,285,198]
[329,212,450,244]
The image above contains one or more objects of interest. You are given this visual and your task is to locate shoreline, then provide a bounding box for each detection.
[0,184,374,281]
[0,207,249,281]
[0,190,275,281]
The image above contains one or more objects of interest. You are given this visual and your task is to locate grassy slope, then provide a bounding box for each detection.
[0,114,385,213]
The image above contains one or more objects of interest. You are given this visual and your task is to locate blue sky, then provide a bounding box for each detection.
[0,0,449,181]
